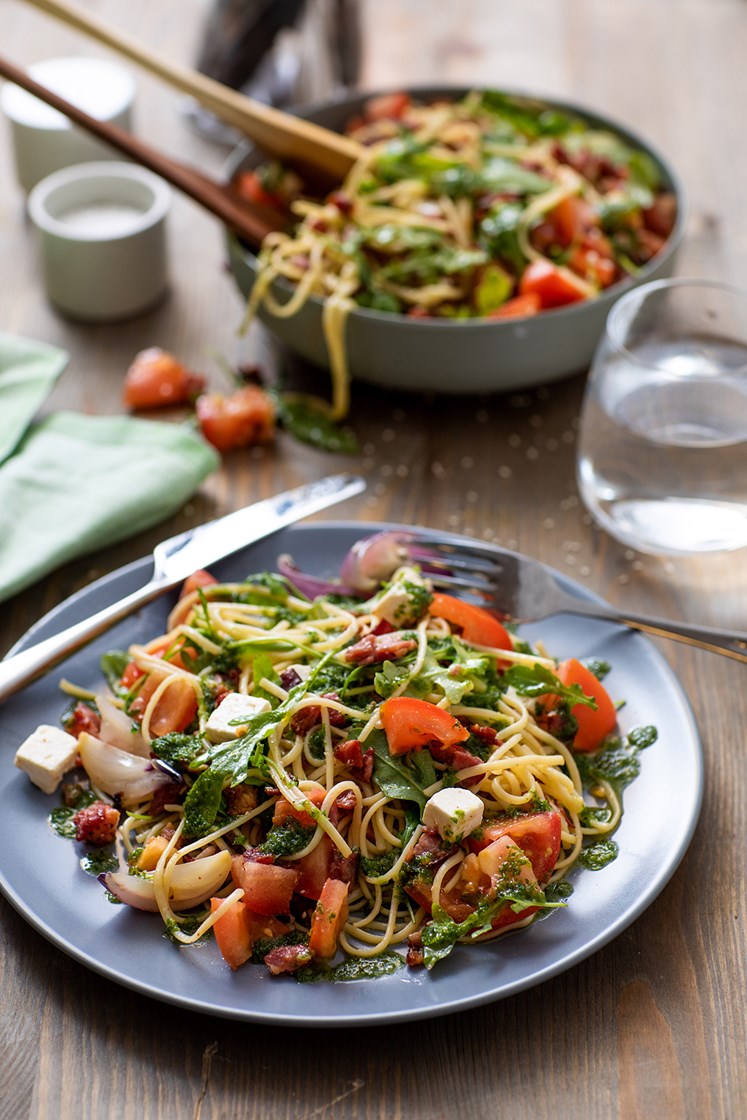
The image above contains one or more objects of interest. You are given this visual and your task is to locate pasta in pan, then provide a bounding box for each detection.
[239,89,677,418]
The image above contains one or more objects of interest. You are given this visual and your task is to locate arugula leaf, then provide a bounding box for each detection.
[370,729,434,810]
[100,650,130,693]
[183,767,226,839]
[251,653,280,706]
[502,663,598,709]
[272,392,360,454]
[479,156,550,195]
[479,91,577,138]
[478,203,527,274]
[374,659,411,699]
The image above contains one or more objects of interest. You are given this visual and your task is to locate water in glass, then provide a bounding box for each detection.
[577,282,747,555]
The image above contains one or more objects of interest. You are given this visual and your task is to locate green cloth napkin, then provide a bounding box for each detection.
[0,332,69,465]
[0,412,219,603]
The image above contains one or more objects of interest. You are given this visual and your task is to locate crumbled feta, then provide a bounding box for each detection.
[14,724,79,794]
[205,692,272,743]
[371,566,432,627]
[423,787,485,844]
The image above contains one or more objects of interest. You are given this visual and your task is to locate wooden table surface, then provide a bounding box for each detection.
[1,2,746,1118]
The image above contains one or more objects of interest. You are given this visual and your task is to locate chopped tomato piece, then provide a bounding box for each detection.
[295,834,334,900]
[309,877,349,959]
[120,660,145,690]
[123,347,205,409]
[65,701,101,738]
[210,896,254,970]
[488,292,541,320]
[407,835,544,932]
[546,195,595,246]
[468,809,562,883]
[542,658,617,752]
[180,569,218,598]
[147,676,198,737]
[231,857,300,917]
[429,592,513,650]
[519,259,590,309]
[272,783,326,830]
[568,246,617,288]
[234,170,284,210]
[196,386,275,452]
[364,92,411,122]
[380,696,469,756]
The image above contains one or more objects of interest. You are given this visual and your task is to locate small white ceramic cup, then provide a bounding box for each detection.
[27,161,172,322]
[0,57,136,192]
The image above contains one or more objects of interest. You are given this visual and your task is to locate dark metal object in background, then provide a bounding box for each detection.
[195,0,361,109]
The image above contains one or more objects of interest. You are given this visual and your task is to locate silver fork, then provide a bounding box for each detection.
[413,536,747,665]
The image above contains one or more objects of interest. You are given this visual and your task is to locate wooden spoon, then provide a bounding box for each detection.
[21,0,362,183]
[0,55,286,250]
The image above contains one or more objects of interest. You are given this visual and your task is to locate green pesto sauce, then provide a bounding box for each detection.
[80,850,119,877]
[297,950,405,984]
[49,807,77,839]
[578,839,619,870]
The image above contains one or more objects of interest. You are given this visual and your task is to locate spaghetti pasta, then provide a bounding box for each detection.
[41,541,655,980]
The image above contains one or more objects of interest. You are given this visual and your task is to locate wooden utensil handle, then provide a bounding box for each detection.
[0,55,282,248]
[22,0,361,180]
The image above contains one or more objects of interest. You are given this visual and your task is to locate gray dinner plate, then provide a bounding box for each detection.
[0,523,702,1026]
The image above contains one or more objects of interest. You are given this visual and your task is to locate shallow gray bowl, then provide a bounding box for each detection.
[226,87,685,395]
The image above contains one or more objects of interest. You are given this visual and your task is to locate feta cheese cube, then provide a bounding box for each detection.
[14,724,79,794]
[422,787,484,844]
[205,692,272,743]
[371,566,431,627]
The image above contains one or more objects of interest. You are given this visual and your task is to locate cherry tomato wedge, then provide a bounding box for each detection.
[180,569,218,598]
[309,877,350,959]
[519,259,590,309]
[147,675,199,737]
[468,809,562,884]
[123,347,205,409]
[380,696,469,756]
[488,292,541,320]
[560,659,617,751]
[196,386,275,452]
[234,170,284,210]
[429,592,513,650]
[543,658,617,752]
[364,92,411,122]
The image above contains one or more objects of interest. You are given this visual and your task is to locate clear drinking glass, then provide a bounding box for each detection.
[577,278,747,555]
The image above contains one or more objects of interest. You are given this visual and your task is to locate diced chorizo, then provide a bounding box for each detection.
[73,801,120,846]
[264,943,314,976]
[344,632,417,666]
[224,783,259,816]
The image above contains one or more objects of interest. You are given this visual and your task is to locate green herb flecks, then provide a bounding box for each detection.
[260,818,316,858]
[297,950,405,983]
[81,850,119,877]
[578,840,619,870]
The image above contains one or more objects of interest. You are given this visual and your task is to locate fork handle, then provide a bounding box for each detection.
[567,600,747,664]
[0,577,172,705]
